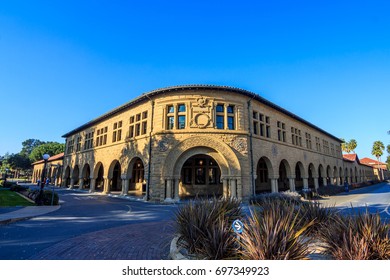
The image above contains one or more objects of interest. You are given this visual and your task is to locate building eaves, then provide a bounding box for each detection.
[61,85,343,142]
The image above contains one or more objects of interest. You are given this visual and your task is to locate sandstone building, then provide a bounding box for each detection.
[59,85,377,201]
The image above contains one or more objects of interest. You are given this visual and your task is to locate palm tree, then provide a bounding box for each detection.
[341,139,351,153]
[371,141,385,180]
[348,139,357,153]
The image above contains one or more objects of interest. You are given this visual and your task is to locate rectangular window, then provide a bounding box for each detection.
[227,116,235,130]
[129,112,147,138]
[142,121,147,134]
[112,121,122,143]
[167,116,175,130]
[291,127,302,146]
[266,125,271,138]
[253,121,258,135]
[96,126,108,147]
[76,136,81,152]
[178,115,186,129]
[84,132,94,150]
[260,123,265,137]
[216,115,224,129]
[135,124,140,136]
[129,125,134,138]
[142,111,148,119]
[216,104,224,112]
[277,121,286,142]
[178,104,186,112]
[168,105,174,113]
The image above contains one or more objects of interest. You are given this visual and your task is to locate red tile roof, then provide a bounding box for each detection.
[360,157,387,168]
[343,154,358,162]
[32,152,64,165]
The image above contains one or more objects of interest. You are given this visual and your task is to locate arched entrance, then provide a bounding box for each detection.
[308,163,316,188]
[128,158,145,195]
[81,164,91,189]
[95,163,104,192]
[318,165,324,187]
[109,161,122,192]
[295,162,305,191]
[180,154,222,198]
[72,165,80,187]
[339,167,343,185]
[64,166,71,187]
[278,160,289,192]
[256,157,272,193]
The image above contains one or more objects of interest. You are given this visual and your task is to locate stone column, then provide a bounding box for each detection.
[174,176,180,201]
[78,177,84,189]
[270,178,278,193]
[288,177,296,192]
[236,178,243,199]
[122,179,129,195]
[90,178,96,193]
[103,177,109,194]
[70,178,75,189]
[322,177,327,187]
[229,178,237,198]
[329,177,334,185]
[165,178,174,202]
[303,178,309,190]
[314,177,319,191]
[222,178,229,198]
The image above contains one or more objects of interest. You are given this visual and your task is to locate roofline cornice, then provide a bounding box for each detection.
[61,84,342,142]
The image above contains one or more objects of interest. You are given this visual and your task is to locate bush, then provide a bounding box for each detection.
[238,201,314,260]
[10,184,28,192]
[250,191,303,207]
[175,197,242,259]
[319,211,390,260]
[300,201,337,237]
[316,185,345,196]
[33,189,59,206]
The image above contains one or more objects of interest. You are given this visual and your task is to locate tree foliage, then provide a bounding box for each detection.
[371,141,385,160]
[341,139,358,154]
[20,139,45,158]
[29,142,65,163]
[7,153,31,170]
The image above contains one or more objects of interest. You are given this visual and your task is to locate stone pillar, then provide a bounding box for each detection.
[103,177,109,194]
[270,178,278,193]
[90,178,96,193]
[222,178,229,198]
[322,177,327,187]
[303,178,309,190]
[165,178,174,202]
[236,178,243,199]
[288,177,296,192]
[329,177,334,185]
[78,177,84,189]
[313,177,319,191]
[70,178,75,189]
[174,176,180,201]
[229,178,237,198]
[335,177,340,186]
[122,179,129,195]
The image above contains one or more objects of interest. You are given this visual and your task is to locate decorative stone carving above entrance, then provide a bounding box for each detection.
[232,137,248,154]
[189,96,214,129]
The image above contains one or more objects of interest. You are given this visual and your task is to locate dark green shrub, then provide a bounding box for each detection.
[319,211,390,260]
[10,184,28,192]
[175,197,242,259]
[33,190,59,205]
[300,201,337,236]
[250,191,303,207]
[238,202,314,260]
[316,185,345,196]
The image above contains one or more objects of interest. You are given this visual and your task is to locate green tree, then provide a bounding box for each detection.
[29,142,65,163]
[341,139,351,153]
[20,139,45,158]
[372,141,385,180]
[348,139,357,153]
[7,153,31,170]
[387,144,390,155]
[387,156,390,170]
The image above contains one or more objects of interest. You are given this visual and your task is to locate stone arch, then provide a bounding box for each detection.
[72,165,80,186]
[81,163,91,189]
[279,159,292,192]
[326,165,332,185]
[93,162,105,192]
[108,160,122,192]
[64,166,71,187]
[164,136,240,179]
[345,167,349,184]
[355,166,358,183]
[256,156,273,193]
[333,166,339,185]
[308,163,316,188]
[295,161,305,191]
[126,157,145,195]
[339,167,344,184]
[350,168,354,183]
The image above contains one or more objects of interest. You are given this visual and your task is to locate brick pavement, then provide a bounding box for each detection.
[29,221,176,260]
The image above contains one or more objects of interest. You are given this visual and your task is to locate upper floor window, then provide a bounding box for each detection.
[66,139,74,154]
[315,137,321,152]
[129,111,148,138]
[215,103,235,130]
[112,121,122,143]
[291,127,302,146]
[76,136,81,152]
[305,133,312,150]
[277,121,286,142]
[84,132,94,150]
[96,127,108,147]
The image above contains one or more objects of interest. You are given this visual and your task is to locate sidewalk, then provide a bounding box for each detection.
[0,205,60,225]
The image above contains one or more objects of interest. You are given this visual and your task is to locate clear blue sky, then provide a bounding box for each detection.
[1,0,389,159]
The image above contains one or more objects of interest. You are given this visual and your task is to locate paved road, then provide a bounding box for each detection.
[321,181,390,222]
[0,188,178,260]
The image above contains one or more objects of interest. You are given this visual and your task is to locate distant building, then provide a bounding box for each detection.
[32,153,64,186]
[59,85,380,201]
[360,157,389,180]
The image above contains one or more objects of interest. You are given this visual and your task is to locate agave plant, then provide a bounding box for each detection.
[238,202,314,260]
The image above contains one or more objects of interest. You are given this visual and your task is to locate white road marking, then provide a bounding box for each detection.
[126,205,132,214]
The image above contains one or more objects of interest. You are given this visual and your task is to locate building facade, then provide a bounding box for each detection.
[61,85,377,201]
[32,153,64,186]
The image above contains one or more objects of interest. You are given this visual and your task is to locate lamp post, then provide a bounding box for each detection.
[38,154,50,205]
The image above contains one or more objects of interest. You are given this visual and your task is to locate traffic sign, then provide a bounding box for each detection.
[232,219,244,234]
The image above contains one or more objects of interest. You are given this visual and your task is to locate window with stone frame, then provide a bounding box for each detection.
[252,111,259,135]
[291,127,302,147]
[277,121,286,142]
[129,111,148,138]
[84,132,94,150]
[166,105,175,130]
[305,132,312,150]
[76,136,81,152]
[96,126,108,147]
[112,121,122,143]
[315,137,321,152]
[177,104,186,129]
[66,138,74,154]
[265,116,271,138]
